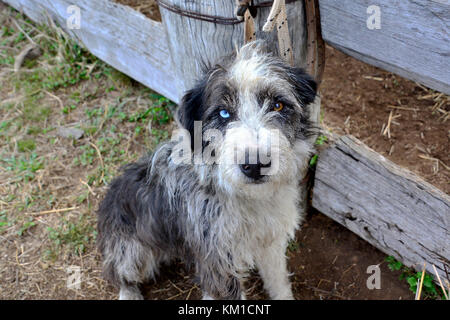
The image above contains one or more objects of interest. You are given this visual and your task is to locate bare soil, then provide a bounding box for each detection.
[321,46,449,194]
[114,0,161,21]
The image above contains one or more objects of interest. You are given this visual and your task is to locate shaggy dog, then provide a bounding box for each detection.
[97,41,317,300]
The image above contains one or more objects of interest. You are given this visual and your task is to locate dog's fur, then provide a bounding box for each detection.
[97,41,317,300]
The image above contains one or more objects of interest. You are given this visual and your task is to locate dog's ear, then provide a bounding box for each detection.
[288,67,318,106]
[176,80,206,148]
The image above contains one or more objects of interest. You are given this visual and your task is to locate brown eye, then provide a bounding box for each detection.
[273,102,284,112]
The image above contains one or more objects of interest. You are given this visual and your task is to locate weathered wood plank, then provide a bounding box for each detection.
[4,0,179,102]
[159,0,308,93]
[312,135,450,281]
[159,0,321,127]
[319,0,450,95]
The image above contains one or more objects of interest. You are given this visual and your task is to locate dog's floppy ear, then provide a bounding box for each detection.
[176,80,206,148]
[288,67,318,106]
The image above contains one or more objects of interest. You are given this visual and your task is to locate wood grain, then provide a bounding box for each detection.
[312,135,450,281]
[159,0,308,93]
[319,0,450,94]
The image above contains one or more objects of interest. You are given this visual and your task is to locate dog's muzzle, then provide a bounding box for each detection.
[239,158,271,181]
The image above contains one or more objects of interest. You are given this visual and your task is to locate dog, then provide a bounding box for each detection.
[97,41,317,300]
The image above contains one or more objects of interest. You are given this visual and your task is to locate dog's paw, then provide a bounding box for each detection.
[119,287,144,300]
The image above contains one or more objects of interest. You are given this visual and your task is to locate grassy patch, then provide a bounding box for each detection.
[2,152,44,182]
[0,6,174,297]
[17,217,36,236]
[46,215,97,259]
[0,211,11,234]
[17,138,36,152]
[386,256,447,300]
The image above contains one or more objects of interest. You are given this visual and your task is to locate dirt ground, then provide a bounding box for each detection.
[321,46,449,194]
[1,1,448,300]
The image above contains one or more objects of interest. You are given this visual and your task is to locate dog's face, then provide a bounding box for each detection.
[176,42,317,198]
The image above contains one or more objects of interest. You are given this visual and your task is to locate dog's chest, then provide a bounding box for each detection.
[224,188,301,264]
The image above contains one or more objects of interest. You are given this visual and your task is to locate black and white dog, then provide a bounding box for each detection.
[97,41,317,300]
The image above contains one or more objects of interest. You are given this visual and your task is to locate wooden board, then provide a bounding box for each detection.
[159,0,321,134]
[4,0,179,102]
[159,0,308,93]
[319,0,450,95]
[312,135,450,281]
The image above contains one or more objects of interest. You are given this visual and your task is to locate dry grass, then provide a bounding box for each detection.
[417,84,450,122]
[0,5,174,299]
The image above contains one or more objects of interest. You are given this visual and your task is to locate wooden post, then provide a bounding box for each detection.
[319,0,450,95]
[159,0,308,96]
[159,0,321,130]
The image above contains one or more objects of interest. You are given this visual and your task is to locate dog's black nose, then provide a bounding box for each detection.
[239,161,271,180]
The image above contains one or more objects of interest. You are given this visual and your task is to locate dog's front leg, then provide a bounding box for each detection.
[255,241,294,300]
[197,264,243,300]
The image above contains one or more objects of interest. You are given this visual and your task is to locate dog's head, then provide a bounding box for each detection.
[175,41,317,197]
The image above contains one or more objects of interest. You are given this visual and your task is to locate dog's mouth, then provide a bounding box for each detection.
[243,175,270,185]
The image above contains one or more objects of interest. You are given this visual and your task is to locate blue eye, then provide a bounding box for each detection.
[219,109,230,119]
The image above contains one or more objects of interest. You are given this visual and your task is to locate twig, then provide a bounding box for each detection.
[432,264,448,300]
[382,111,393,139]
[363,76,384,81]
[43,90,64,110]
[185,285,198,300]
[14,43,41,72]
[382,111,401,139]
[416,263,426,300]
[89,141,105,182]
[80,179,96,196]
[11,18,36,45]
[419,154,450,172]
[305,285,349,300]
[387,105,418,111]
[168,280,184,294]
[28,206,78,216]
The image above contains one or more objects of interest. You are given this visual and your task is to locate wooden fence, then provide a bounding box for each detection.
[4,0,449,284]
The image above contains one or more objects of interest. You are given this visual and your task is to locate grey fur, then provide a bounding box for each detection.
[97,41,317,300]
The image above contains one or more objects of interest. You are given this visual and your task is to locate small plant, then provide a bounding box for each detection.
[0,211,10,234]
[385,256,446,300]
[17,139,36,152]
[309,154,318,167]
[126,94,174,125]
[17,217,36,236]
[309,135,328,167]
[315,134,328,146]
[47,215,96,257]
[2,152,44,181]
[287,239,300,254]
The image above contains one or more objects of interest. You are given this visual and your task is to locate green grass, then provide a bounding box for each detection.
[287,239,300,254]
[315,134,328,146]
[0,7,174,268]
[17,138,36,152]
[46,215,97,258]
[0,211,11,234]
[17,217,36,236]
[1,152,44,182]
[386,256,447,300]
[309,134,328,167]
